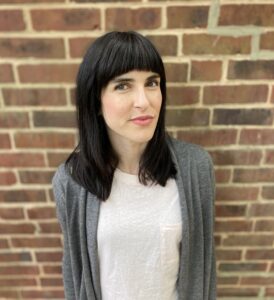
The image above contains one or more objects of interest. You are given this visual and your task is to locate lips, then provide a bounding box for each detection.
[131,115,153,121]
[130,115,154,126]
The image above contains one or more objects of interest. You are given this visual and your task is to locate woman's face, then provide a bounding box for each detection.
[100,70,162,149]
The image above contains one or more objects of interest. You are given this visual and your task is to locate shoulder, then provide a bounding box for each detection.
[52,162,81,197]
[167,136,213,168]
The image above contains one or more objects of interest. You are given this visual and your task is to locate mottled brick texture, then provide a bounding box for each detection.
[0,0,274,299]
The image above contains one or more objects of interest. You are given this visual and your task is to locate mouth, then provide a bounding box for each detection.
[130,116,154,126]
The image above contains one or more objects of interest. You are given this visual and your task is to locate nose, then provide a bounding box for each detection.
[134,87,149,109]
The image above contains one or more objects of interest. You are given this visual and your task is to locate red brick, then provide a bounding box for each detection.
[0,189,46,203]
[167,6,209,28]
[12,237,61,248]
[216,249,242,260]
[215,235,221,246]
[36,251,62,262]
[266,288,274,296]
[41,277,63,286]
[0,171,16,185]
[234,168,274,183]
[0,112,29,128]
[38,222,61,234]
[21,289,64,299]
[191,60,222,82]
[0,64,14,82]
[0,153,45,167]
[14,132,75,149]
[166,109,209,126]
[255,220,274,231]
[183,34,251,55]
[0,278,36,287]
[260,32,274,51]
[0,252,31,262]
[246,249,274,260]
[218,287,260,297]
[1,0,65,2]
[43,265,62,275]
[70,87,76,105]
[178,129,237,147]
[165,63,188,82]
[31,9,100,31]
[0,208,24,219]
[69,37,95,58]
[47,152,70,167]
[223,235,274,247]
[215,204,246,217]
[213,108,272,125]
[0,10,25,31]
[249,203,274,217]
[27,207,56,219]
[219,262,267,272]
[215,169,231,183]
[0,265,39,275]
[0,239,9,249]
[216,186,259,201]
[0,134,11,149]
[33,111,76,128]
[0,290,18,298]
[3,88,67,106]
[203,85,268,105]
[0,38,65,58]
[106,8,161,30]
[0,223,35,234]
[146,35,177,56]
[19,170,55,184]
[215,220,252,232]
[262,186,274,200]
[217,276,239,285]
[167,86,199,106]
[219,5,274,27]
[18,64,78,83]
[240,129,274,145]
[265,150,274,164]
[228,60,274,80]
[209,150,262,165]
[241,276,274,285]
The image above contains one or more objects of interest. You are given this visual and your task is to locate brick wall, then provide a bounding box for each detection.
[0,0,274,299]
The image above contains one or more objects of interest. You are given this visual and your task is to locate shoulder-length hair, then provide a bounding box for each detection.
[66,31,177,201]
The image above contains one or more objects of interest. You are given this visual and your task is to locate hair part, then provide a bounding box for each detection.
[65,31,177,201]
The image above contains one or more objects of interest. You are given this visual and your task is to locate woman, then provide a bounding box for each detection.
[52,31,216,300]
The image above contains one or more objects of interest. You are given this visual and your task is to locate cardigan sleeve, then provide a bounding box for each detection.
[198,151,217,299]
[52,168,76,300]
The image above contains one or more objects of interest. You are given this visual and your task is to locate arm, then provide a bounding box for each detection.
[52,170,76,300]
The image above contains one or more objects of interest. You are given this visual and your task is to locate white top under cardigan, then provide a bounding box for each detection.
[97,168,182,300]
[52,136,217,300]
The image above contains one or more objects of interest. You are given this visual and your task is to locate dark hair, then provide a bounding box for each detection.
[66,31,177,201]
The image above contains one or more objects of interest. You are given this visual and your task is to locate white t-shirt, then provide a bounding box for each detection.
[97,168,182,300]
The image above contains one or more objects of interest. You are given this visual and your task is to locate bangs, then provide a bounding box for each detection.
[96,32,165,88]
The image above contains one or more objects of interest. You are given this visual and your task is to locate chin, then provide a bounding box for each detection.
[130,133,154,144]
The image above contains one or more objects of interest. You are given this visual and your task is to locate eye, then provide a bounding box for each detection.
[147,79,160,88]
[114,83,129,91]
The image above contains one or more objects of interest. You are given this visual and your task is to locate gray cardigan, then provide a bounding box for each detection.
[52,136,216,300]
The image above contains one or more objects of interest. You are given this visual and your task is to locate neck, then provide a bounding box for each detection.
[111,140,147,175]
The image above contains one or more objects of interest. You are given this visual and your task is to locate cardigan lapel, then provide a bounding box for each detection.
[83,190,102,300]
[166,137,190,299]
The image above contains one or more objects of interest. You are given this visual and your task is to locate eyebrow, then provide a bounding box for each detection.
[110,74,160,84]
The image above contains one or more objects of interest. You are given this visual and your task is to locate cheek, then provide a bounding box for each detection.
[154,91,162,111]
[101,96,129,124]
